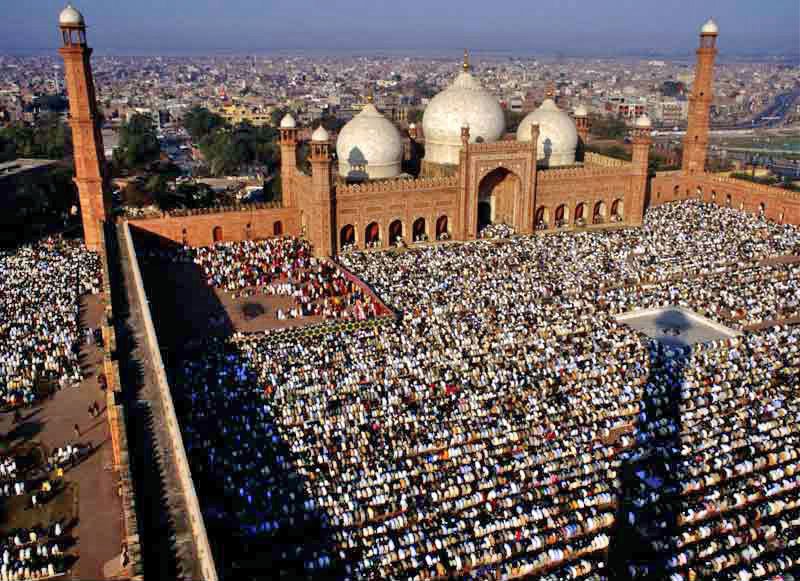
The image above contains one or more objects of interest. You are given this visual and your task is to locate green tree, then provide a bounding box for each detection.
[183,107,226,142]
[589,113,628,140]
[265,175,282,203]
[114,113,160,169]
[0,115,71,161]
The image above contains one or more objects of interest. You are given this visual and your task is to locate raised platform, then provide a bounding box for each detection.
[615,306,741,348]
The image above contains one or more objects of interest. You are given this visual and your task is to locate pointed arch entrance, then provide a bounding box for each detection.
[593,201,607,224]
[436,215,449,240]
[389,220,403,245]
[535,206,549,230]
[340,224,355,249]
[365,222,380,246]
[476,167,520,235]
[413,217,426,242]
[212,226,223,243]
[555,204,567,227]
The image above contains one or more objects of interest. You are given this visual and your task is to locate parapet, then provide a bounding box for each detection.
[338,175,460,196]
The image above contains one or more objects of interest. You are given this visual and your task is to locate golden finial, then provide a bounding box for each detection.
[366,86,374,104]
[463,49,470,72]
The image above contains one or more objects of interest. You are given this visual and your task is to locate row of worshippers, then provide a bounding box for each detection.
[598,261,800,329]
[140,237,382,322]
[174,200,799,579]
[0,522,69,580]
[0,237,101,408]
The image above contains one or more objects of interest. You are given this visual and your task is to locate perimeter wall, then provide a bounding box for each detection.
[650,172,800,225]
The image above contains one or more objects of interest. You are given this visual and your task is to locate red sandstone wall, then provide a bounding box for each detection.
[650,173,800,226]
[335,181,460,248]
[126,206,302,247]
[536,168,639,226]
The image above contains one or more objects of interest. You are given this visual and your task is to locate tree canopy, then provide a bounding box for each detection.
[198,121,279,177]
[113,113,160,169]
[184,106,225,142]
[589,114,629,140]
[0,114,72,162]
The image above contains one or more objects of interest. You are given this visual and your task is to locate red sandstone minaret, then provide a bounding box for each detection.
[682,18,719,174]
[58,3,109,252]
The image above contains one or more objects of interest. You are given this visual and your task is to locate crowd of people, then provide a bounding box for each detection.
[140,237,383,322]
[0,237,101,409]
[171,201,799,580]
[0,522,69,580]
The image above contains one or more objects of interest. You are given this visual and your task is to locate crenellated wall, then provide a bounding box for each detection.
[125,204,302,247]
[336,176,460,248]
[535,170,635,228]
[583,152,631,168]
[650,172,800,225]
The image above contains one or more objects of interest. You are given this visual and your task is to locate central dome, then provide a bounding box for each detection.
[422,59,505,166]
[517,99,578,167]
[336,102,403,180]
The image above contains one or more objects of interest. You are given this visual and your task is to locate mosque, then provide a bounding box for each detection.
[58,5,800,257]
[276,48,653,257]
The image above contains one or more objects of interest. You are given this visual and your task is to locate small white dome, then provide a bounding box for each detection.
[279,113,296,129]
[574,104,588,117]
[422,68,505,166]
[311,125,329,142]
[59,3,84,26]
[635,114,652,128]
[701,18,719,35]
[336,103,403,180]
[517,99,579,167]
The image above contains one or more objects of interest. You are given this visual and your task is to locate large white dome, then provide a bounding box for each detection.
[422,68,505,166]
[517,99,579,167]
[336,103,403,180]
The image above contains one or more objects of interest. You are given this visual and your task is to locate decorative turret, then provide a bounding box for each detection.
[573,104,590,144]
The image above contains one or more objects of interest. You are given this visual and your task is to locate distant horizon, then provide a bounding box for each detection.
[1,0,798,58]
[1,47,797,62]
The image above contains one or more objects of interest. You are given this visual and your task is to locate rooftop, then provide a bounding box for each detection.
[0,158,59,180]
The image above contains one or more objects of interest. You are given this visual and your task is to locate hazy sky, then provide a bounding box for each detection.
[3,0,799,56]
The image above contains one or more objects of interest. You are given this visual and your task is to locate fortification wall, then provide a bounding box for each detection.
[125,204,302,247]
[97,225,144,579]
[120,222,218,581]
[650,172,800,225]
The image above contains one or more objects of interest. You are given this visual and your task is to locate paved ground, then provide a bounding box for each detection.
[0,294,122,580]
[138,259,339,350]
[617,307,739,349]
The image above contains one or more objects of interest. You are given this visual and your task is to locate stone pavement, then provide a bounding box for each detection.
[0,294,122,580]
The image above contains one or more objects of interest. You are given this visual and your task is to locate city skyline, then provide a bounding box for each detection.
[2,0,799,57]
